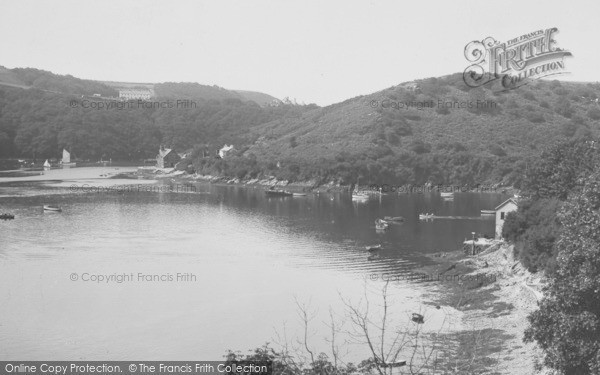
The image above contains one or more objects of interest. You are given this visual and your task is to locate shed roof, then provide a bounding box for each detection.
[495,198,518,211]
[158,148,175,158]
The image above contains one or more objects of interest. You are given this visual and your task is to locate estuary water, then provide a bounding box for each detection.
[0,167,507,361]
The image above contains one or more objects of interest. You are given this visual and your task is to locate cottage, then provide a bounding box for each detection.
[402,81,420,91]
[156,146,181,168]
[218,144,234,158]
[119,89,153,100]
[495,198,519,239]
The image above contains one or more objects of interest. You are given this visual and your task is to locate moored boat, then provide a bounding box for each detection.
[440,192,454,198]
[351,178,369,201]
[365,244,382,251]
[0,213,15,220]
[265,189,293,197]
[60,148,76,166]
[352,192,369,200]
[384,216,404,222]
[419,213,434,220]
[411,313,425,324]
[43,205,62,212]
[375,219,389,230]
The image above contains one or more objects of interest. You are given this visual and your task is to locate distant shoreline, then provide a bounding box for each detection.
[0,164,517,198]
[137,167,517,195]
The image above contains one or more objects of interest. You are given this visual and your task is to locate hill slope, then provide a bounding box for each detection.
[233,90,280,106]
[243,74,600,185]
[1,66,599,187]
[0,66,280,106]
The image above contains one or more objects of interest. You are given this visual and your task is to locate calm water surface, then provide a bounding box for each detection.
[0,168,508,360]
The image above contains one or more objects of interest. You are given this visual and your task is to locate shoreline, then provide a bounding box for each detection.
[414,242,548,374]
[0,165,518,196]
[136,167,518,195]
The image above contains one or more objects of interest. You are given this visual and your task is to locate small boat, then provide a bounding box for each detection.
[384,216,404,222]
[0,213,15,220]
[480,210,495,215]
[419,213,434,220]
[265,189,293,197]
[411,313,424,324]
[60,148,76,166]
[292,193,307,197]
[352,192,369,201]
[43,205,62,212]
[440,192,454,198]
[43,159,51,169]
[365,244,382,251]
[351,178,369,201]
[374,358,407,368]
[375,219,389,230]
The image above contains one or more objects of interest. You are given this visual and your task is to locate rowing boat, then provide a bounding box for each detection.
[384,216,404,222]
[265,189,293,197]
[43,205,62,212]
[365,244,382,251]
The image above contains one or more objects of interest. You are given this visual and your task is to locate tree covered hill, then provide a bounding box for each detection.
[0,66,281,105]
[0,66,118,96]
[233,90,280,106]
[244,74,600,185]
[0,65,294,160]
[1,66,600,187]
[0,83,307,160]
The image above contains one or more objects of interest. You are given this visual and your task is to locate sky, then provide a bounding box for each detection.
[1,0,599,106]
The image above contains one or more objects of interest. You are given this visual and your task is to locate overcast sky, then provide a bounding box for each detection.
[1,0,598,105]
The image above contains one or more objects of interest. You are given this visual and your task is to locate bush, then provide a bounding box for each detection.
[522,91,536,101]
[410,140,431,154]
[588,107,600,120]
[436,106,450,115]
[508,198,562,272]
[489,144,507,157]
[524,172,600,374]
[526,112,545,123]
[501,211,527,242]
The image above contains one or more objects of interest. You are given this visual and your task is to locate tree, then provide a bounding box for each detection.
[524,172,600,374]
[523,139,599,201]
[504,139,600,272]
[265,281,499,374]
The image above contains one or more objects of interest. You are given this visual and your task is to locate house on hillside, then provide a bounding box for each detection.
[495,198,519,239]
[218,144,234,158]
[156,146,181,168]
[119,89,153,100]
[402,81,420,91]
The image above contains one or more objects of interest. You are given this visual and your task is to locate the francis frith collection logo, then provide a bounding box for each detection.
[463,27,572,90]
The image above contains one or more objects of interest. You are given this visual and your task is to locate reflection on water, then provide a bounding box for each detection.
[0,175,508,360]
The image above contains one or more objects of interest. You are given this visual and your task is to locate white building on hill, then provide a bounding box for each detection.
[119,89,153,100]
[218,144,234,158]
[495,198,519,239]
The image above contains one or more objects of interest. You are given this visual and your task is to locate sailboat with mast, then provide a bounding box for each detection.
[351,177,369,201]
[60,148,76,167]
